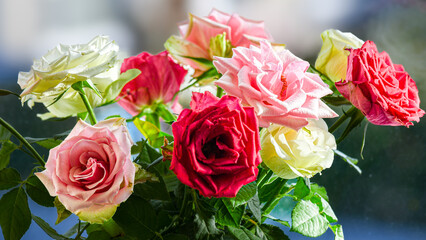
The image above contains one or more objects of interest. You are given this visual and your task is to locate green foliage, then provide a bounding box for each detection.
[25,175,55,207]
[102,69,141,104]
[330,224,344,240]
[0,168,21,190]
[212,198,245,228]
[334,149,362,174]
[31,214,67,240]
[229,181,257,208]
[0,140,18,170]
[291,200,329,237]
[0,89,20,98]
[0,187,31,240]
[54,197,72,225]
[293,178,310,201]
[227,226,262,240]
[113,195,158,240]
[258,224,290,240]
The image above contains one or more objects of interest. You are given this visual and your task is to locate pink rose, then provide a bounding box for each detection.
[35,118,135,223]
[165,9,273,76]
[117,51,187,116]
[214,40,338,129]
[336,41,425,126]
[171,92,261,198]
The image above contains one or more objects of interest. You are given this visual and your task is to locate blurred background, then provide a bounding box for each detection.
[0,0,425,239]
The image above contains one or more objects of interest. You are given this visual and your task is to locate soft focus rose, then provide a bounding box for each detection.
[171,91,261,198]
[315,29,364,82]
[214,40,338,130]
[260,119,336,179]
[336,41,425,127]
[117,51,187,116]
[35,118,135,223]
[165,9,273,76]
[18,36,121,118]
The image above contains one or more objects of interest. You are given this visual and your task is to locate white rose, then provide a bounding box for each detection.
[18,35,121,118]
[260,119,336,179]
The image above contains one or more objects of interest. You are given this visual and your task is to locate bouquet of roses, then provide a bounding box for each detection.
[0,9,424,240]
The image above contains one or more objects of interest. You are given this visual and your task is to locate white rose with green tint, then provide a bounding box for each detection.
[18,36,121,118]
[260,119,336,179]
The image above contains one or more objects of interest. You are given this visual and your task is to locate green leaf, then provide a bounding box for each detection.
[113,195,158,240]
[330,224,344,240]
[360,122,368,160]
[0,141,18,170]
[259,224,290,240]
[293,177,310,201]
[82,80,102,99]
[64,222,89,238]
[0,187,31,240]
[227,226,262,240]
[133,119,164,148]
[0,168,21,190]
[31,214,67,240]
[0,125,12,142]
[259,178,288,203]
[133,172,170,201]
[194,67,220,84]
[264,215,290,228]
[25,175,55,207]
[77,111,88,121]
[0,89,20,98]
[305,184,329,202]
[213,199,245,228]
[337,107,365,144]
[35,139,62,149]
[87,230,111,240]
[156,104,177,122]
[54,197,72,224]
[334,149,362,174]
[321,96,351,106]
[47,88,70,107]
[310,194,338,223]
[163,233,190,240]
[103,69,141,103]
[247,193,261,223]
[291,200,329,237]
[229,181,257,208]
[194,213,221,240]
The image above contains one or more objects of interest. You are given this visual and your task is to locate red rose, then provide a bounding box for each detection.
[171,92,261,198]
[117,51,187,116]
[336,41,425,126]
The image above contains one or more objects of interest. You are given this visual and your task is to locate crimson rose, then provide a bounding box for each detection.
[336,41,424,126]
[170,92,261,198]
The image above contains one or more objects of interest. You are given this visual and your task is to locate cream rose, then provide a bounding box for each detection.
[260,119,336,179]
[18,35,121,118]
[314,29,363,82]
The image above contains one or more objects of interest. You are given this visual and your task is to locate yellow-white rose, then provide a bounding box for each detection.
[18,36,121,118]
[314,29,363,82]
[260,119,336,179]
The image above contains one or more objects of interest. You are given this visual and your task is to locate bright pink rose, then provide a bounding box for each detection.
[36,118,135,223]
[171,92,261,198]
[214,40,338,129]
[166,9,273,76]
[117,51,187,116]
[336,41,425,126]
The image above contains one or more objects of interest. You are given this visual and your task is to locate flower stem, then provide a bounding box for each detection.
[74,221,89,240]
[78,91,97,125]
[0,117,45,167]
[216,86,224,98]
[328,106,357,133]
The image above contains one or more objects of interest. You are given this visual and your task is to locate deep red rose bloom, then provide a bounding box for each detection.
[336,41,424,126]
[117,51,187,116]
[171,92,261,198]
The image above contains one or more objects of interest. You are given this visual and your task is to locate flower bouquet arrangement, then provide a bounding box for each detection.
[0,9,424,240]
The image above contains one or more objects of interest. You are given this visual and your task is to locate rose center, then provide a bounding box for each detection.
[74,157,107,185]
[278,75,288,101]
